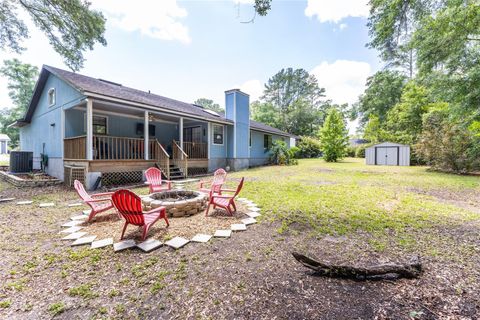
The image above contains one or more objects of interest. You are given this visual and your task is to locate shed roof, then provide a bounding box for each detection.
[367,142,410,148]
[0,134,10,141]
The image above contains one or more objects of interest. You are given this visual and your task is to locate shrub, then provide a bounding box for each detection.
[319,108,349,162]
[355,145,367,158]
[270,140,297,165]
[346,146,356,157]
[297,136,322,158]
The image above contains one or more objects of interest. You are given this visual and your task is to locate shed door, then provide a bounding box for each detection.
[376,147,398,166]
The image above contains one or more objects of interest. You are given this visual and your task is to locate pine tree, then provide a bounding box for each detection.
[319,108,348,162]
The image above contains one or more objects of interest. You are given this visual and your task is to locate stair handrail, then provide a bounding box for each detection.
[153,139,170,179]
[172,140,188,178]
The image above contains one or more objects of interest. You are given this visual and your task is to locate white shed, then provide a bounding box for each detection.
[0,134,10,155]
[365,142,410,166]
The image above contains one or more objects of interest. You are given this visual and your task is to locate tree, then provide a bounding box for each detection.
[357,70,407,125]
[251,101,279,129]
[363,115,388,143]
[260,68,327,134]
[319,108,348,162]
[386,82,431,145]
[0,59,39,148]
[194,98,224,113]
[0,0,106,71]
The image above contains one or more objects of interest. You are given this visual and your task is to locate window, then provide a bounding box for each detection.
[93,116,107,134]
[212,124,224,145]
[249,131,252,147]
[264,134,272,151]
[48,88,55,106]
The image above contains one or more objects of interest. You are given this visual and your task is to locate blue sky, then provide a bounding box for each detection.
[0,0,381,124]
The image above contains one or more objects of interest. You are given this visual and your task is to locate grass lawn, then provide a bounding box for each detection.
[0,154,9,166]
[0,158,479,319]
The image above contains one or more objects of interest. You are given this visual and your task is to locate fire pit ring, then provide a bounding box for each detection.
[142,190,207,218]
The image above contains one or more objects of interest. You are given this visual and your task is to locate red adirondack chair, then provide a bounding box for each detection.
[112,189,169,241]
[205,177,244,216]
[144,167,171,193]
[199,168,227,195]
[74,180,115,222]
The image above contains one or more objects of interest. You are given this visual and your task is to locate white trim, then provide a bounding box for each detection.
[212,124,224,146]
[233,91,236,158]
[48,88,56,107]
[144,110,149,160]
[250,128,292,138]
[61,108,65,158]
[179,117,184,157]
[86,99,93,160]
[207,122,211,159]
[74,105,178,124]
[84,92,232,125]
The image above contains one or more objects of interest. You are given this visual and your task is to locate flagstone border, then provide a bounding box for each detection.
[56,198,262,254]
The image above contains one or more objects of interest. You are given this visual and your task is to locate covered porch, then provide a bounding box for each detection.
[63,98,210,184]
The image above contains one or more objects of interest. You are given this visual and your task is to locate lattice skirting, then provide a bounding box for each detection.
[188,167,208,176]
[101,171,143,187]
[64,166,86,187]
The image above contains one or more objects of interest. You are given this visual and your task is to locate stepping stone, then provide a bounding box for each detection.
[68,203,82,207]
[62,232,88,240]
[214,230,232,238]
[248,207,261,212]
[191,234,212,243]
[61,220,84,227]
[91,238,114,249]
[137,238,163,252]
[0,198,15,203]
[71,215,88,221]
[241,217,257,225]
[60,226,83,234]
[231,224,247,231]
[114,239,136,252]
[71,235,96,246]
[246,212,261,218]
[82,209,91,216]
[16,200,33,205]
[165,237,189,249]
[39,203,55,208]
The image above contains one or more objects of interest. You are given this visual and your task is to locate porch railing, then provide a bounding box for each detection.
[93,135,148,160]
[172,140,188,178]
[64,135,86,159]
[176,141,207,159]
[151,139,170,179]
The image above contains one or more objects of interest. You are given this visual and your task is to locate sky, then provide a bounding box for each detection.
[0,0,382,132]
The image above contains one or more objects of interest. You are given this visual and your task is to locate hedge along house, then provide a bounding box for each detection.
[13,65,295,189]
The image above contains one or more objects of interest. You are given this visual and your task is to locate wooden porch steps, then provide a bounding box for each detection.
[168,163,185,180]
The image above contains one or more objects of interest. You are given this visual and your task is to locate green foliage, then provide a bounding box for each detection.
[355,144,367,158]
[296,136,321,158]
[254,0,272,16]
[363,115,389,143]
[0,299,11,308]
[68,284,98,299]
[254,68,327,136]
[357,70,407,124]
[1,0,106,71]
[193,98,224,113]
[416,106,480,173]
[48,302,65,316]
[0,59,39,148]
[319,109,348,162]
[269,140,297,165]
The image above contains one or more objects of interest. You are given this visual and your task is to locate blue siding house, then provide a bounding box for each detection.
[15,65,295,189]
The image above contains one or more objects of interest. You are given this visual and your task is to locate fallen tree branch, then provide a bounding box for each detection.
[292,252,422,281]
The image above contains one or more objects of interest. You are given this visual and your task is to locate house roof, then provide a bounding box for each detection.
[18,65,295,137]
[0,134,10,141]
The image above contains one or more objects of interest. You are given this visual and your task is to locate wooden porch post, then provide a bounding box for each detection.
[86,99,93,160]
[144,110,149,160]
[179,117,184,159]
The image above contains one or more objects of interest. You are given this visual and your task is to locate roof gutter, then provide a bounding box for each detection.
[84,92,233,125]
[250,127,294,138]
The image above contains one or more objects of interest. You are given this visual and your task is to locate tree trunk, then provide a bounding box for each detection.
[292,252,422,281]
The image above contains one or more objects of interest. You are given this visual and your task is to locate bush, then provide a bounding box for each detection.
[355,145,367,158]
[319,108,349,162]
[416,109,480,173]
[270,140,298,165]
[297,136,322,158]
[288,146,300,159]
[346,146,356,157]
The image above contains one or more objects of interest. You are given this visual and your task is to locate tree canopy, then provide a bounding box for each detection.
[0,0,107,71]
[0,59,39,148]
[194,98,224,113]
[318,108,348,162]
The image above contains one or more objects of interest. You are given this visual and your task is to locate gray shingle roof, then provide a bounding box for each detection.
[20,65,295,137]
[44,65,231,123]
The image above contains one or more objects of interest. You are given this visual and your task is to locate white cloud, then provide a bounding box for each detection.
[310,60,371,105]
[339,23,348,30]
[237,79,264,102]
[93,0,191,44]
[305,0,369,23]
[233,0,254,4]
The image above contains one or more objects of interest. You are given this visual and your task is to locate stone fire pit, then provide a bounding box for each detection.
[142,190,207,218]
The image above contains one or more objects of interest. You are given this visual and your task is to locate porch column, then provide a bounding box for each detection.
[179,117,184,159]
[144,110,149,160]
[86,99,93,160]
